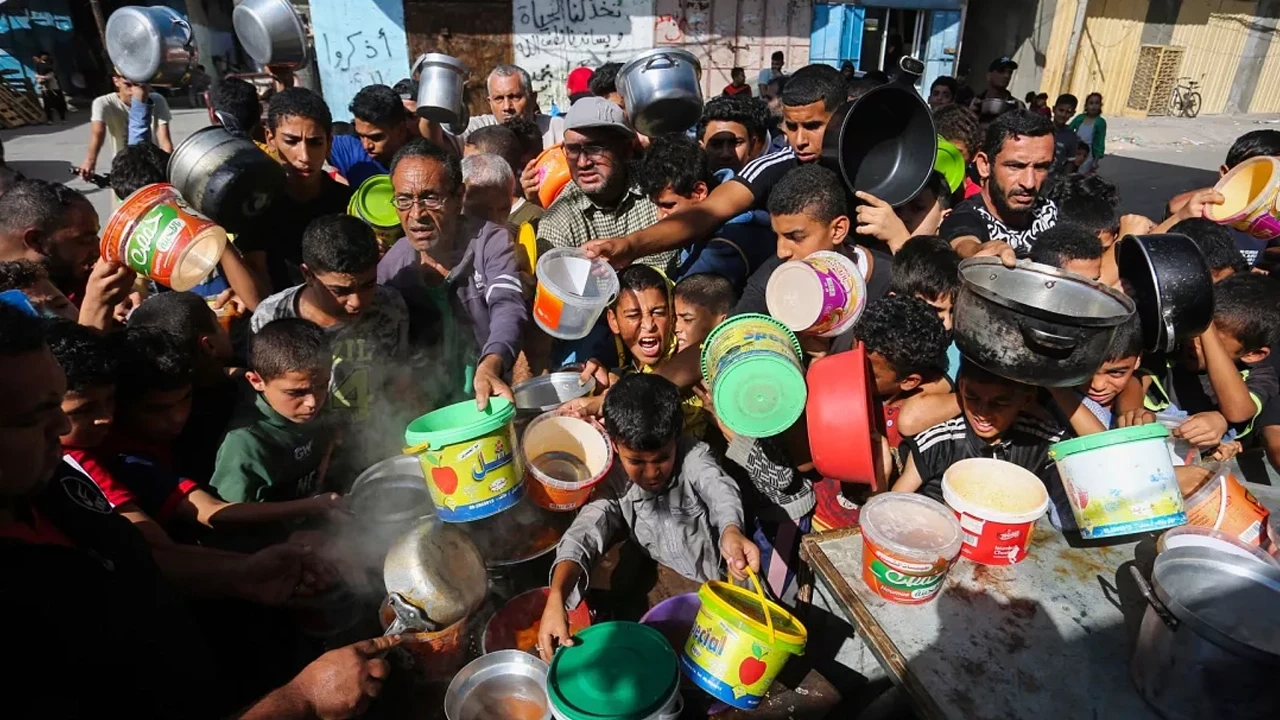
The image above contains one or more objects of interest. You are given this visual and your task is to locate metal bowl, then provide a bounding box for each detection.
[349,455,435,525]
[444,650,550,720]
[233,0,309,68]
[513,372,596,416]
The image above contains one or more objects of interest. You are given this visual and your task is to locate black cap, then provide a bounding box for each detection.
[989,56,1018,71]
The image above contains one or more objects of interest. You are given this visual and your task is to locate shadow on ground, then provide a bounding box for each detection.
[1096,155,1220,220]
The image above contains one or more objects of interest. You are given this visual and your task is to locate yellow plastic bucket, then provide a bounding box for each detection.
[404,397,525,522]
[680,570,806,710]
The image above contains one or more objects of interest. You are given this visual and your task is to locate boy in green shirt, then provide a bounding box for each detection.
[212,318,333,504]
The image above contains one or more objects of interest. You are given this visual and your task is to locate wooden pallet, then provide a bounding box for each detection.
[0,81,47,128]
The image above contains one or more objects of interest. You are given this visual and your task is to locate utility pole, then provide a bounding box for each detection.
[88,0,108,47]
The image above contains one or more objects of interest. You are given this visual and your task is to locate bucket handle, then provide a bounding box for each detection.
[403,441,431,455]
[745,566,776,644]
[1127,565,1179,630]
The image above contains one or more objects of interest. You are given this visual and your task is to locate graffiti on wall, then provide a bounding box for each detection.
[308,0,411,121]
[513,0,654,111]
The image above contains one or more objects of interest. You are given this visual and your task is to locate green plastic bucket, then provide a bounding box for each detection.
[548,622,682,720]
[700,314,806,438]
[404,397,525,522]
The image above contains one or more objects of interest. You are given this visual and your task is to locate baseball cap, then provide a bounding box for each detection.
[567,67,594,98]
[989,56,1018,71]
[564,96,632,133]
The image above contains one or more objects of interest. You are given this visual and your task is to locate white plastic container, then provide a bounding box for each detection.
[533,247,620,340]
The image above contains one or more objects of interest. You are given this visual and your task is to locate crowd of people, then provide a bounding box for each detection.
[2,53,1277,717]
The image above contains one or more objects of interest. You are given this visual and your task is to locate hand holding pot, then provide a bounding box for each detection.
[854,191,911,252]
[520,158,542,206]
[287,635,400,720]
[1173,411,1228,447]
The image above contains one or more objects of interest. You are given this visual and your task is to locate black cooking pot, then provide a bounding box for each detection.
[1116,233,1214,354]
[820,84,936,207]
[167,126,285,233]
[954,258,1136,387]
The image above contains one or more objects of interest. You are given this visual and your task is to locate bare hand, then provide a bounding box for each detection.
[240,542,315,607]
[1115,408,1156,428]
[113,290,143,324]
[559,394,604,419]
[1118,214,1155,239]
[1183,188,1226,221]
[692,382,735,442]
[1210,440,1243,463]
[211,288,249,315]
[74,159,96,180]
[1174,412,1229,447]
[576,358,613,390]
[289,635,400,720]
[473,355,515,410]
[581,237,636,270]
[719,525,761,581]
[853,191,911,251]
[85,259,137,307]
[797,332,831,360]
[972,240,1018,267]
[520,159,543,206]
[537,594,575,663]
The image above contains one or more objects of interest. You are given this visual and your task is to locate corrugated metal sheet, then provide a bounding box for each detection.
[1069,0,1150,108]
[1040,0,1081,97]
[1166,0,1254,115]
[1249,20,1280,113]
[656,0,810,96]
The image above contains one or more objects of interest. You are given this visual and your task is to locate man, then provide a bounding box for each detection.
[1051,93,1081,174]
[461,152,517,226]
[757,51,786,97]
[34,51,66,123]
[465,124,541,227]
[0,303,401,718]
[78,73,172,180]
[237,88,354,293]
[589,62,624,108]
[0,180,103,300]
[973,56,1018,106]
[378,140,526,409]
[698,96,768,174]
[939,109,1058,258]
[536,96,665,270]
[330,84,416,187]
[452,65,565,151]
[723,67,752,98]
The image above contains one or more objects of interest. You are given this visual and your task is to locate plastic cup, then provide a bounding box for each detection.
[533,247,619,340]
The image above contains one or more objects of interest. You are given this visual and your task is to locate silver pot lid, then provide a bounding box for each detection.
[105,6,190,83]
[960,257,1135,328]
[1153,545,1280,662]
[513,372,595,414]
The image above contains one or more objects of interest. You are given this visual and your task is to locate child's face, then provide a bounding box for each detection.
[1085,95,1103,115]
[249,369,330,424]
[60,385,116,449]
[868,352,917,397]
[673,297,723,353]
[614,439,677,493]
[897,188,945,236]
[607,287,671,367]
[653,183,707,221]
[1183,326,1270,370]
[1083,356,1139,408]
[305,267,380,320]
[915,292,954,331]
[1052,102,1076,127]
[732,69,745,84]
[1062,257,1102,282]
[121,385,193,442]
[958,375,1033,442]
[771,212,849,261]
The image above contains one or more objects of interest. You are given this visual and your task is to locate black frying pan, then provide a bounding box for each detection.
[819,83,937,208]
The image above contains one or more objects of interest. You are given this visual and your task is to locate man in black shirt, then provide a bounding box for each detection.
[238,88,354,293]
[939,109,1058,257]
[974,55,1018,105]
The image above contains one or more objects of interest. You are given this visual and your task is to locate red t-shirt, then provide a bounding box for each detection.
[63,448,197,523]
[723,83,753,98]
[0,508,75,547]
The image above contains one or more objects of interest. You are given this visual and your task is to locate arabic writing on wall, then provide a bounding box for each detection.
[308,0,411,121]
[513,0,656,110]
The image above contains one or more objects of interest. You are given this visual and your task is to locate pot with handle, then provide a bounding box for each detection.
[105,6,196,87]
[413,53,469,126]
[1116,233,1213,354]
[953,258,1135,387]
[382,516,488,630]
[167,126,285,233]
[1129,546,1280,719]
[819,83,937,207]
[618,48,703,136]
[233,0,310,68]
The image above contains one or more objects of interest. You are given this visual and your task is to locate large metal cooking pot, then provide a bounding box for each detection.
[344,454,436,569]
[444,651,550,720]
[1116,233,1213,354]
[105,6,196,87]
[233,0,310,68]
[168,127,284,233]
[383,516,487,630]
[820,84,937,207]
[954,258,1136,387]
[618,49,703,136]
[1129,546,1280,719]
[414,53,469,126]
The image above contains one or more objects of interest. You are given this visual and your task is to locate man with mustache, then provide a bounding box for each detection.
[445,65,565,153]
[378,139,527,410]
[238,89,354,293]
[939,109,1058,258]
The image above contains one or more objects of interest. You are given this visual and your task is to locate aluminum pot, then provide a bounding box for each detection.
[414,53,469,126]
[1116,233,1213,354]
[105,6,196,86]
[344,455,436,569]
[618,48,703,136]
[1129,546,1280,719]
[513,372,596,417]
[233,0,310,68]
[382,516,487,630]
[167,126,284,233]
[954,258,1136,387]
[820,84,937,207]
[444,650,551,720]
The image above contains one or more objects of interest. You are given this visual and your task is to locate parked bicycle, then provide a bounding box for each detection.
[1170,77,1202,118]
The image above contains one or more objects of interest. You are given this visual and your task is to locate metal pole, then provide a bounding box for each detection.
[88,0,108,48]
[1059,0,1089,97]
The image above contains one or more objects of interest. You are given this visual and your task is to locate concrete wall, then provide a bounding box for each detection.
[958,0,1057,100]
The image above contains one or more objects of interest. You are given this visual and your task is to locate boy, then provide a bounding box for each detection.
[1077,314,1145,428]
[673,272,735,354]
[607,264,672,372]
[0,259,78,322]
[697,96,768,174]
[1169,218,1247,282]
[723,67,752,98]
[1051,93,1080,173]
[1028,224,1104,281]
[538,374,759,661]
[109,142,168,200]
[888,235,960,331]
[254,215,411,473]
[212,318,332,504]
[854,172,951,254]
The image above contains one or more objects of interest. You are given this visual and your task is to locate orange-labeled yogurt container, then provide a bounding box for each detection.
[101,183,226,291]
[859,493,963,605]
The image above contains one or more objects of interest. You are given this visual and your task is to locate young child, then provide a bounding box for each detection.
[538,374,758,661]
[673,272,735,354]
[888,234,962,382]
[1069,92,1106,174]
[1051,94,1080,173]
[1028,224,1104,281]
[723,66,753,98]
[1076,314,1145,429]
[212,317,333,507]
[855,172,952,254]
[1170,218,1248,282]
[607,264,673,372]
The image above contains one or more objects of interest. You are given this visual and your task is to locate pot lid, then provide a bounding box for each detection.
[960,258,1135,328]
[547,622,679,720]
[1048,423,1169,460]
[1153,545,1280,662]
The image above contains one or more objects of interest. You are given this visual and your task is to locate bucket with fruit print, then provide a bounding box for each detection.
[404,397,526,523]
[680,568,807,710]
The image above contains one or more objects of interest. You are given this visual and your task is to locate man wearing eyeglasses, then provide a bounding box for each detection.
[377,139,527,410]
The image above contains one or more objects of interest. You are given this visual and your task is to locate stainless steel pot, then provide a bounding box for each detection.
[414,53,469,126]
[954,258,1135,387]
[383,516,488,630]
[444,650,550,720]
[1129,546,1280,719]
[233,0,310,68]
[105,6,196,87]
[618,48,703,136]
[167,126,284,233]
[1116,233,1214,354]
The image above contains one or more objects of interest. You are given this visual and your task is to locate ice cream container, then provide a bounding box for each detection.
[765,251,867,337]
[700,313,806,438]
[1205,155,1280,240]
[859,492,963,604]
[942,458,1050,565]
[1048,424,1186,539]
[101,182,226,291]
